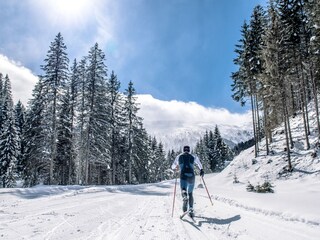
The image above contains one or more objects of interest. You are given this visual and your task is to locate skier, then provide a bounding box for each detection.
[172,145,204,218]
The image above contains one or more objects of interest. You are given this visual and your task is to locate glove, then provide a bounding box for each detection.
[200,169,204,177]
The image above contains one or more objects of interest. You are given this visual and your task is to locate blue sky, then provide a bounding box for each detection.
[0,0,266,113]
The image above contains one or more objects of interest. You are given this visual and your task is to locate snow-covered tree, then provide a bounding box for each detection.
[82,43,109,185]
[55,89,75,185]
[195,126,233,172]
[0,75,18,187]
[131,122,151,184]
[14,100,26,176]
[41,32,69,184]
[106,70,125,184]
[22,78,47,186]
[124,81,142,183]
[75,57,88,184]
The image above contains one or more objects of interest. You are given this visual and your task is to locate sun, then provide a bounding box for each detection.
[37,0,95,26]
[53,0,89,17]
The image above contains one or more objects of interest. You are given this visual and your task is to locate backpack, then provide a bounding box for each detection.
[179,153,195,179]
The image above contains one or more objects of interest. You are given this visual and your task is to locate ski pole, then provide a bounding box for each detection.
[171,171,178,217]
[201,176,213,206]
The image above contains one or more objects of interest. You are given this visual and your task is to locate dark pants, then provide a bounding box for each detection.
[180,176,195,211]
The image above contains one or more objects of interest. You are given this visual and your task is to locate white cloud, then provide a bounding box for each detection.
[0,56,252,140]
[136,94,252,135]
[0,54,38,105]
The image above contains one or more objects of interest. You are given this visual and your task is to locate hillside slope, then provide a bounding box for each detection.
[221,100,320,185]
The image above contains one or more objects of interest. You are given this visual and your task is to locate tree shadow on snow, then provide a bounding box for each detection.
[293,168,320,174]
[196,214,241,227]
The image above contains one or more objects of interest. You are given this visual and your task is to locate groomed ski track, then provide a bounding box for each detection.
[1,175,319,240]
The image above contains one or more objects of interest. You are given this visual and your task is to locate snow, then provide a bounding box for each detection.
[0,172,319,240]
[1,101,320,239]
[144,123,253,151]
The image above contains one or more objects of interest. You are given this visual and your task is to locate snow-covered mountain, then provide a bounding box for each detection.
[136,94,253,151]
[144,122,253,151]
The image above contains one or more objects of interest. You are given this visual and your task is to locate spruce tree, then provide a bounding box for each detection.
[106,71,123,184]
[75,57,88,184]
[132,122,150,183]
[41,32,69,184]
[22,79,47,186]
[231,21,250,107]
[83,43,109,185]
[156,142,169,181]
[0,73,3,131]
[261,3,283,143]
[14,101,26,176]
[0,75,18,187]
[124,81,142,183]
[306,0,320,139]
[55,89,75,185]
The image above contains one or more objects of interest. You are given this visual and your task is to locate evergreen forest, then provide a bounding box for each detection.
[231,0,320,171]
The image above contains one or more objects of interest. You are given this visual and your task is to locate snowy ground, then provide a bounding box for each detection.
[0,171,319,240]
[2,100,320,239]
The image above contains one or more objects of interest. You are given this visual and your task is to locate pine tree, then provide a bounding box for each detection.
[0,75,18,187]
[231,21,250,107]
[148,137,158,182]
[207,130,217,172]
[248,5,268,156]
[124,81,142,183]
[55,89,75,185]
[41,32,69,184]
[75,57,88,184]
[306,0,320,139]
[232,20,260,157]
[213,126,225,171]
[195,126,233,173]
[22,78,47,186]
[166,149,177,178]
[107,70,126,184]
[83,43,109,185]
[156,142,169,181]
[14,101,26,176]
[0,73,3,131]
[195,131,211,172]
[132,122,150,183]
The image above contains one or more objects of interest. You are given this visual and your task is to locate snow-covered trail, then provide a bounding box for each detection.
[0,176,319,240]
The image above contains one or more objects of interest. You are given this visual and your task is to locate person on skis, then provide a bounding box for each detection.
[171,145,204,217]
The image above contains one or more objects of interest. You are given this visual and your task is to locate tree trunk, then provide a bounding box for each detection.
[50,89,58,185]
[299,86,310,149]
[286,106,294,149]
[297,60,310,149]
[282,96,292,171]
[250,85,258,158]
[263,98,269,155]
[254,93,261,149]
[310,66,320,140]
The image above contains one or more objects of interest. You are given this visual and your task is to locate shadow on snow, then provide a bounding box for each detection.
[196,214,241,227]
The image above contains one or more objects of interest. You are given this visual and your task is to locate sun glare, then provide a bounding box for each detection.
[37,0,94,26]
[54,0,88,16]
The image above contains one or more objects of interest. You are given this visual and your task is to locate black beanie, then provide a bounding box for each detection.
[183,146,190,152]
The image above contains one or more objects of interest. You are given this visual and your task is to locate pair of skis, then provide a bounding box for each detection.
[180,210,196,223]
[172,175,213,217]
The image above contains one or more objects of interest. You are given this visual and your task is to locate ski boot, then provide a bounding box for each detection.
[188,207,194,218]
[182,190,188,212]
